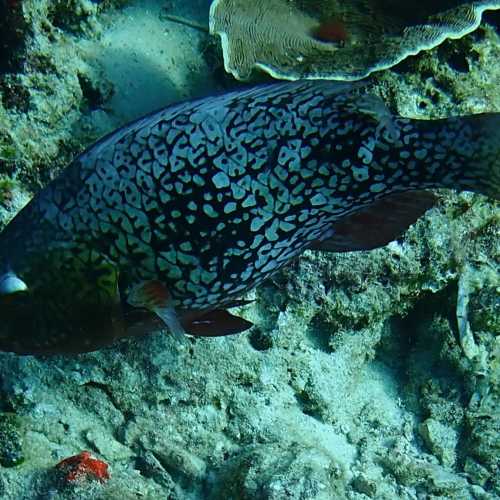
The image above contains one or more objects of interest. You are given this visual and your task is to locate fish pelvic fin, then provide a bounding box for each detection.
[127,280,187,343]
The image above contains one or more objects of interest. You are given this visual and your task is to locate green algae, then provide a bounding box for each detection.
[0,413,25,467]
[0,175,17,205]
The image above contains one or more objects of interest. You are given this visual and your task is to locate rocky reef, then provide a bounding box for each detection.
[0,1,498,498]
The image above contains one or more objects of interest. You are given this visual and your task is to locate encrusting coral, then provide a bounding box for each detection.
[209,0,500,80]
[55,451,110,484]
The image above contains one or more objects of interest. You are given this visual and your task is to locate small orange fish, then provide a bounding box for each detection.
[312,18,349,44]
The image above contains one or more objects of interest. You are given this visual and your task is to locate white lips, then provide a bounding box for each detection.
[0,272,28,295]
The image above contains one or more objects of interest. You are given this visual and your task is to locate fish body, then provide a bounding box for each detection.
[0,81,498,354]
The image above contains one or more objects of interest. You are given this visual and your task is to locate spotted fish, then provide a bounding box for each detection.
[0,81,498,354]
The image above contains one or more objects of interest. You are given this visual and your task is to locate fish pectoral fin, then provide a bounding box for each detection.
[127,280,186,342]
[311,190,437,252]
[182,309,253,337]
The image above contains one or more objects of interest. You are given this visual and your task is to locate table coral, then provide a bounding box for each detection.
[209,0,500,80]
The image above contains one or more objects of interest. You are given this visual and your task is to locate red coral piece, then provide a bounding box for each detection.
[56,451,110,483]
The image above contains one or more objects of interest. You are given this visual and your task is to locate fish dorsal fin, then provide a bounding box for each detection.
[310,191,437,252]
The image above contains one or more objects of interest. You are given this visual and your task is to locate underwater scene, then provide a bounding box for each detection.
[0,0,499,498]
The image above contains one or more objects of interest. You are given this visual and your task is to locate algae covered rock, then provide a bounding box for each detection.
[419,418,458,467]
[210,443,348,500]
[209,0,500,81]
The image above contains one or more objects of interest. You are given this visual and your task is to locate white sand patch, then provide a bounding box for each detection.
[81,0,216,125]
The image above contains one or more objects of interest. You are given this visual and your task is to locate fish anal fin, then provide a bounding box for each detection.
[311,191,437,252]
[183,309,253,337]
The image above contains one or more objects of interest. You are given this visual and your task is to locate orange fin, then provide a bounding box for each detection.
[310,191,437,252]
[183,309,253,337]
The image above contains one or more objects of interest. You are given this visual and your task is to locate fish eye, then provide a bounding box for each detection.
[0,272,28,297]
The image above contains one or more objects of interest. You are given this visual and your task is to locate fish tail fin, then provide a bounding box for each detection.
[436,113,500,200]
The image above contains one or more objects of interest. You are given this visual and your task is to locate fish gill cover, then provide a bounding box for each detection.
[0,0,498,499]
